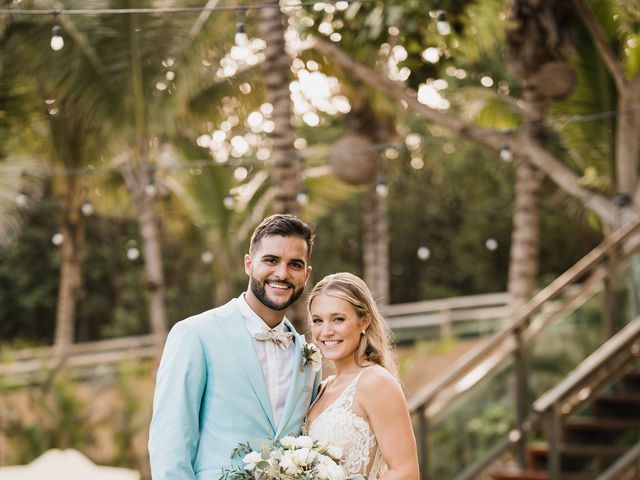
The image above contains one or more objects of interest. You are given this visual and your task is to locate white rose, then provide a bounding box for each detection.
[293,447,316,466]
[242,451,262,470]
[316,439,330,451]
[328,463,346,480]
[293,435,314,449]
[279,453,301,475]
[280,436,297,449]
[316,462,331,480]
[326,445,343,460]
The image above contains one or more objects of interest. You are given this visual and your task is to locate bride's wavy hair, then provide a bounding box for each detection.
[307,272,398,378]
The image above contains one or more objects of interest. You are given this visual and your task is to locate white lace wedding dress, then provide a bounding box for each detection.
[305,371,387,479]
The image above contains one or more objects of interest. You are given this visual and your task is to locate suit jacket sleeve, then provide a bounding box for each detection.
[149,321,207,480]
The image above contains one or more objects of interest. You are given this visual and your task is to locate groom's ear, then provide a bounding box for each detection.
[304,265,312,284]
[244,253,253,276]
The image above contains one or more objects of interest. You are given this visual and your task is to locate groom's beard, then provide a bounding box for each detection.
[250,277,305,311]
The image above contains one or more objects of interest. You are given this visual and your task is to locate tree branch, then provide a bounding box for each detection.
[573,0,626,91]
[310,35,620,224]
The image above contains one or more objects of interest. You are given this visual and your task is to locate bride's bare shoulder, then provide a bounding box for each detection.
[357,365,403,398]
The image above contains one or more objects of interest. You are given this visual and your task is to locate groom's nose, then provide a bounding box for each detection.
[273,261,288,278]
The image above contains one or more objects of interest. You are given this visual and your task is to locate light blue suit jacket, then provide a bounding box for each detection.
[148,298,320,480]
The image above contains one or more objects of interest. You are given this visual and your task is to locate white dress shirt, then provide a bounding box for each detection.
[237,294,294,426]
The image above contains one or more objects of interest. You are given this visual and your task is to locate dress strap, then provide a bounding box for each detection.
[343,370,367,408]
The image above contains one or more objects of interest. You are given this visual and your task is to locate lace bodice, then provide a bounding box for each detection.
[305,371,386,479]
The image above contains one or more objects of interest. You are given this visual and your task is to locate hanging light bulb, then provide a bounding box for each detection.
[297,186,309,206]
[145,174,158,197]
[16,191,27,208]
[201,251,214,264]
[376,177,388,198]
[231,21,250,62]
[52,232,64,246]
[50,25,64,51]
[436,11,451,36]
[500,143,512,162]
[223,192,234,209]
[81,200,94,217]
[127,246,140,261]
[417,246,431,261]
[234,21,248,47]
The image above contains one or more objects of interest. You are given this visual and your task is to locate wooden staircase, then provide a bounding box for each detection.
[409,221,640,480]
[491,370,640,480]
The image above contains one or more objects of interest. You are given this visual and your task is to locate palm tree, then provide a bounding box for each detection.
[308,0,640,299]
[258,3,302,215]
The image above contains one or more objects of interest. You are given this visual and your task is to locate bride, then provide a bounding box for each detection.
[304,272,419,480]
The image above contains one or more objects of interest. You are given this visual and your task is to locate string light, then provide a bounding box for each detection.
[11,108,640,182]
[51,232,64,246]
[417,246,430,261]
[297,186,309,206]
[50,25,64,51]
[223,192,234,209]
[0,0,383,16]
[231,9,251,62]
[80,200,94,216]
[485,238,498,251]
[126,246,140,261]
[16,191,28,207]
[125,239,140,260]
[375,176,388,198]
[144,172,158,197]
[500,143,512,162]
[436,10,451,36]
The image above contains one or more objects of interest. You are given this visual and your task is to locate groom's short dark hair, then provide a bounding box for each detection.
[250,214,314,258]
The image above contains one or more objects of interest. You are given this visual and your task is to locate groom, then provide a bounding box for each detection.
[148,214,321,480]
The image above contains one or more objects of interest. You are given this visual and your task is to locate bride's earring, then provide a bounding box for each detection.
[361,330,366,336]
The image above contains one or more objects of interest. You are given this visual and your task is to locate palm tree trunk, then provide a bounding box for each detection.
[363,180,389,305]
[128,9,168,350]
[258,3,305,331]
[507,82,545,307]
[258,3,301,215]
[53,205,84,358]
[615,81,640,199]
[212,244,233,306]
[137,184,168,343]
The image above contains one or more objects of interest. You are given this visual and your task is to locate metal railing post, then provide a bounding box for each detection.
[417,405,429,480]
[513,325,528,469]
[548,405,560,480]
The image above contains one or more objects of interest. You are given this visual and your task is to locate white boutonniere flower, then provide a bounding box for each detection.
[300,343,322,372]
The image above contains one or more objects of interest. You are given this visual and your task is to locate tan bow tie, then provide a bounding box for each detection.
[254,329,294,350]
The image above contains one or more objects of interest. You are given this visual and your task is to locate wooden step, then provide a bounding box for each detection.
[491,469,594,480]
[621,372,640,392]
[594,394,640,418]
[528,443,629,459]
[564,416,640,431]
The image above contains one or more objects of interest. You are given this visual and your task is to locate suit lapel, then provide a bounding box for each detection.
[276,321,308,438]
[217,302,276,432]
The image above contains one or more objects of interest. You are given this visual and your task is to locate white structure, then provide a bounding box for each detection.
[0,449,140,480]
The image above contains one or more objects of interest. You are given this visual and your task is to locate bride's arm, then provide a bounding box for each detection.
[358,368,420,480]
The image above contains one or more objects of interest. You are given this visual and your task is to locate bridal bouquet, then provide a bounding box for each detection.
[223,435,348,480]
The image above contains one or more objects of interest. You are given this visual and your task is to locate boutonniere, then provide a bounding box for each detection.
[300,342,322,372]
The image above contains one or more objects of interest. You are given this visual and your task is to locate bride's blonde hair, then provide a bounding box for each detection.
[307,272,398,378]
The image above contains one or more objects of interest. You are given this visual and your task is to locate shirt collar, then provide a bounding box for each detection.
[237,293,290,336]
